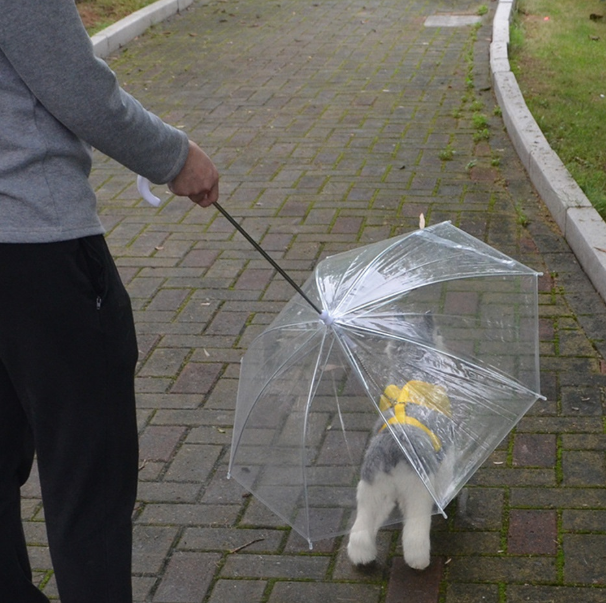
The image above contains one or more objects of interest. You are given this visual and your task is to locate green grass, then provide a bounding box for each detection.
[439,145,455,161]
[514,202,530,227]
[472,113,489,129]
[77,0,159,34]
[509,0,606,219]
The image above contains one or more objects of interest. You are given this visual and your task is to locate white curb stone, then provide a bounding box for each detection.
[91,0,195,58]
[491,0,606,301]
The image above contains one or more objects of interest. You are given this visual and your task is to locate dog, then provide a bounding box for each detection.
[347,315,454,570]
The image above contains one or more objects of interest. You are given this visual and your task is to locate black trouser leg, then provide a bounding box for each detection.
[0,361,49,603]
[0,236,139,603]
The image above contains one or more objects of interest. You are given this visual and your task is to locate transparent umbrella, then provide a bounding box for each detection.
[226,221,543,548]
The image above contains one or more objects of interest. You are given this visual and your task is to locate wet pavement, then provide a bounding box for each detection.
[22,0,606,600]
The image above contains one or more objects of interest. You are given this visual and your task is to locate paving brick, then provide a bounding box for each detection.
[146,288,191,312]
[180,248,220,268]
[455,487,505,531]
[563,534,606,585]
[198,470,247,505]
[133,576,156,602]
[132,525,180,573]
[508,585,606,602]
[137,393,202,410]
[139,425,186,462]
[331,531,393,582]
[137,481,202,503]
[331,215,363,235]
[234,268,273,291]
[153,552,221,602]
[138,503,240,526]
[127,276,165,298]
[171,362,223,394]
[510,487,606,509]
[508,509,557,555]
[561,385,603,415]
[221,554,330,580]
[447,556,557,583]
[186,425,233,447]
[444,583,500,602]
[179,527,283,553]
[270,581,381,603]
[207,580,267,603]
[432,530,502,556]
[205,310,250,336]
[385,558,443,603]
[471,466,555,487]
[561,450,606,486]
[562,509,606,532]
[164,444,222,483]
[512,433,557,467]
[139,348,190,377]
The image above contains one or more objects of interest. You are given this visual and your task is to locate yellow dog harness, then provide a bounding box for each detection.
[378,380,452,453]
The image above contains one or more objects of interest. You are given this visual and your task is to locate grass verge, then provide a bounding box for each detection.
[509,0,606,219]
[77,0,159,34]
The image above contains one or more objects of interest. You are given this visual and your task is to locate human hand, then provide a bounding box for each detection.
[169,140,219,207]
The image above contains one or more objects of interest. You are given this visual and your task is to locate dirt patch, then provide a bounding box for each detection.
[77,4,103,29]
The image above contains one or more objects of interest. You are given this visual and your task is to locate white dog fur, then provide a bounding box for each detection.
[347,443,454,569]
[347,313,454,570]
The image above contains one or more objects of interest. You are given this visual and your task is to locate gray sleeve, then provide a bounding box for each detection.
[0,0,189,184]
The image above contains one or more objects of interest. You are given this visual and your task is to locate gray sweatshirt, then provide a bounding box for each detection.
[0,0,190,243]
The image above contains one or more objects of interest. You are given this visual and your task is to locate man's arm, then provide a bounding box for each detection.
[0,0,188,185]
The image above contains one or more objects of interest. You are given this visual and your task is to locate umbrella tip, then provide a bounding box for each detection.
[319,309,335,326]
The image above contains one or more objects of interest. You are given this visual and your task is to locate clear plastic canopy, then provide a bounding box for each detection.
[228,221,543,547]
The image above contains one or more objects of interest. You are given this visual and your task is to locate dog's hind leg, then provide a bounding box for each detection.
[396,468,434,570]
[347,473,396,565]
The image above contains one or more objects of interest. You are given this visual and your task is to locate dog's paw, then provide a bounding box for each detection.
[403,544,430,570]
[347,531,377,565]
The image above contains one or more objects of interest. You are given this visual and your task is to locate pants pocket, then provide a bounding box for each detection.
[77,235,108,304]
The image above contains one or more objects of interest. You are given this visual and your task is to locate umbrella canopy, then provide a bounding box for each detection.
[228,221,543,547]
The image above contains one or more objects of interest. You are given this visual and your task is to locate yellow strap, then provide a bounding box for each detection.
[379,380,452,418]
[377,380,450,453]
[379,408,442,452]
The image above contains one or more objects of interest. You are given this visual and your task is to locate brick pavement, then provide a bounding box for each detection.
[22,0,606,601]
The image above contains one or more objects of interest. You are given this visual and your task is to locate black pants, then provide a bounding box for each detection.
[0,236,139,603]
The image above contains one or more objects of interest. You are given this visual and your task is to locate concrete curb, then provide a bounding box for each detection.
[91,0,195,58]
[490,0,606,300]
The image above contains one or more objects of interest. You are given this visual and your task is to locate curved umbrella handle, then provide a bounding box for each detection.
[137,175,162,207]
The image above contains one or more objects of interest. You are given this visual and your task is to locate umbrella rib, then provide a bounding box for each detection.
[331,236,412,316]
[300,327,336,546]
[331,330,445,514]
[340,322,542,401]
[228,329,321,476]
[341,261,538,317]
[250,318,322,340]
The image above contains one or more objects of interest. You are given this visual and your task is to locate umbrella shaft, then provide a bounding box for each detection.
[214,202,322,314]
